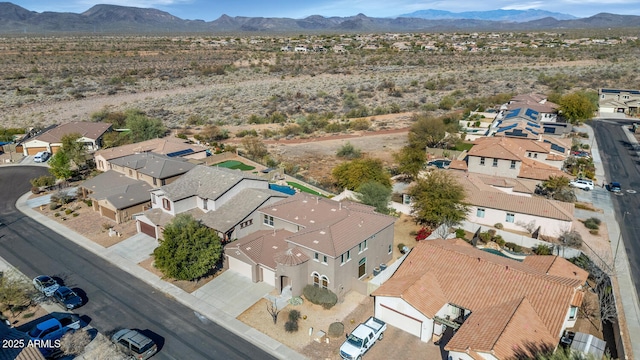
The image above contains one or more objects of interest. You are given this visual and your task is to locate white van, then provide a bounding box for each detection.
[33,151,50,163]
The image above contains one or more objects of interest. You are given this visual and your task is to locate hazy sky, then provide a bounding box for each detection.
[10,0,640,21]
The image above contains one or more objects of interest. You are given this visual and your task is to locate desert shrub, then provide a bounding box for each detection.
[31,186,41,194]
[559,230,583,247]
[236,129,258,138]
[494,223,504,230]
[455,228,466,239]
[303,285,338,309]
[533,244,553,255]
[589,229,598,235]
[328,322,345,337]
[415,227,432,241]
[583,217,601,230]
[54,212,60,217]
[478,231,492,243]
[494,235,505,247]
[72,213,79,217]
[49,203,61,210]
[336,142,362,159]
[397,243,406,252]
[84,199,92,207]
[504,242,523,253]
[349,118,371,131]
[285,321,299,332]
[50,191,74,205]
[30,175,56,188]
[288,310,301,322]
[64,209,73,215]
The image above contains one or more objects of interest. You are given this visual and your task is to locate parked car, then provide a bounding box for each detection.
[112,329,158,360]
[28,314,81,342]
[569,179,594,191]
[571,151,591,158]
[52,286,83,310]
[33,151,51,163]
[32,275,60,297]
[609,182,622,193]
[340,316,386,360]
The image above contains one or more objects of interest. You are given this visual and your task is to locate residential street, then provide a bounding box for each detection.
[0,166,277,360]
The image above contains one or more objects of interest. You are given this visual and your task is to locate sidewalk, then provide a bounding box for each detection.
[13,193,306,360]
[577,123,640,359]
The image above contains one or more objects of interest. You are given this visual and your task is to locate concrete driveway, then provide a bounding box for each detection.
[191,270,273,317]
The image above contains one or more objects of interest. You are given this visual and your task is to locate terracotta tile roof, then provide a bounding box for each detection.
[469,137,550,161]
[225,229,297,270]
[374,240,585,358]
[474,175,537,195]
[33,121,111,143]
[260,193,396,257]
[546,153,566,161]
[522,256,589,283]
[448,159,468,171]
[518,157,570,181]
[274,246,311,266]
[453,172,574,221]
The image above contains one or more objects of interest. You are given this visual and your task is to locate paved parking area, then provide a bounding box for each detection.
[109,232,158,263]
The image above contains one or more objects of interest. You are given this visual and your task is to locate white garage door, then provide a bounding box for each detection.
[228,256,253,281]
[378,304,422,338]
[260,267,276,286]
[599,107,614,113]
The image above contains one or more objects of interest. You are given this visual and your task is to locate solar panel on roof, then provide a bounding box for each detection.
[526,121,541,128]
[503,109,520,119]
[166,148,194,157]
[497,123,518,132]
[524,108,539,121]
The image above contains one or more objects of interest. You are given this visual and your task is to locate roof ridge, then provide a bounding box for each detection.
[487,297,528,351]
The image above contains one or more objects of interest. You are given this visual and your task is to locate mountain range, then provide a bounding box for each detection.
[1,2,639,34]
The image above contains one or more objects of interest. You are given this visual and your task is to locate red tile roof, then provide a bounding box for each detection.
[373,239,585,359]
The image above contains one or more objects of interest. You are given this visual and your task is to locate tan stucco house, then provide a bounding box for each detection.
[225,193,397,300]
[22,121,112,156]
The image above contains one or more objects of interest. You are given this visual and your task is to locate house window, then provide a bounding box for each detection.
[534,153,538,158]
[322,255,327,264]
[162,198,171,211]
[314,252,319,261]
[403,194,411,205]
[151,193,156,204]
[477,208,485,218]
[153,178,157,186]
[510,160,516,169]
[506,213,515,223]
[240,219,253,229]
[480,157,485,166]
[347,250,351,260]
[363,239,368,249]
[263,214,274,227]
[129,169,133,176]
[528,152,532,157]
[388,244,392,254]
[202,199,208,210]
[569,306,578,320]
[321,275,329,289]
[312,272,320,287]
[341,254,345,264]
[358,258,366,278]
[492,158,498,167]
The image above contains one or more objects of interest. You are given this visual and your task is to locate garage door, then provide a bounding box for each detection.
[260,267,275,286]
[27,147,47,155]
[138,221,156,238]
[378,304,422,338]
[100,206,116,221]
[228,256,253,281]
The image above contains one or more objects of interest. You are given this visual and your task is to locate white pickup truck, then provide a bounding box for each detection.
[339,316,386,360]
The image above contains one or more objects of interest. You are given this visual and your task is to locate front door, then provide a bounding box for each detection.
[358,257,366,278]
[280,276,291,292]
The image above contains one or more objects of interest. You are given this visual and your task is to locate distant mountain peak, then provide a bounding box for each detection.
[399,8,577,22]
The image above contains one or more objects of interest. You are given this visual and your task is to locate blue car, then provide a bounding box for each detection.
[609,182,622,193]
[52,286,83,310]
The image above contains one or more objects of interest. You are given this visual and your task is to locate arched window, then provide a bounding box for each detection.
[311,272,320,287]
[321,275,329,289]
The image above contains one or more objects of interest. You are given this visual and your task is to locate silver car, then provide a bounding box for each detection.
[32,275,60,297]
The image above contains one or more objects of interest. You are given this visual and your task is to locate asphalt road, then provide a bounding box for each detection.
[0,166,276,360]
[590,119,640,297]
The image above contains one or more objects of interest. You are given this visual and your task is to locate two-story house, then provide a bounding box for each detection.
[224,193,397,300]
[80,153,197,223]
[135,165,287,241]
[372,239,588,360]
[465,136,569,181]
[599,88,640,115]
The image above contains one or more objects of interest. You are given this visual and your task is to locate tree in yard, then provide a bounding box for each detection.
[266,299,281,324]
[48,151,73,179]
[558,91,598,124]
[408,170,468,229]
[407,113,459,149]
[0,270,35,317]
[393,145,426,180]
[125,110,167,142]
[356,181,392,214]
[537,175,575,202]
[61,132,88,167]
[241,136,268,160]
[332,158,391,191]
[152,214,222,281]
[195,125,229,144]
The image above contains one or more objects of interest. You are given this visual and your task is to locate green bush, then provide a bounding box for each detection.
[533,244,553,255]
[328,322,345,337]
[504,242,523,253]
[303,285,338,309]
[288,310,301,322]
[583,217,601,230]
[285,321,299,332]
[455,228,466,239]
[494,236,505,247]
[397,243,406,252]
[54,212,60,217]
[72,213,79,217]
[49,203,61,210]
[64,209,73,215]
[84,199,92,207]
[494,223,504,230]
